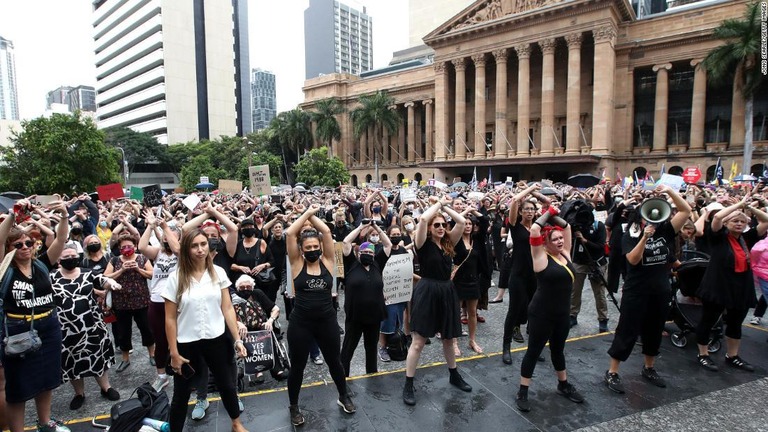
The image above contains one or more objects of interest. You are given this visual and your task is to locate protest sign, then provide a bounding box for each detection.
[31,195,57,206]
[400,188,417,203]
[219,179,243,195]
[96,183,124,201]
[334,242,344,278]
[243,330,275,375]
[181,194,201,212]
[249,165,272,196]
[142,184,163,207]
[382,253,413,305]
[130,187,144,201]
[658,174,685,191]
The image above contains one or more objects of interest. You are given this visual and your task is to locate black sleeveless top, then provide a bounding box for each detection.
[292,260,335,320]
[415,240,452,281]
[529,254,575,317]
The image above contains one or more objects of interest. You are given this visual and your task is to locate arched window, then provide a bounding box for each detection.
[414,172,423,183]
[706,165,717,182]
[751,164,765,177]
[669,166,684,176]
[633,166,647,180]
[381,174,388,182]
[397,173,405,184]
[365,174,373,184]
[350,175,358,187]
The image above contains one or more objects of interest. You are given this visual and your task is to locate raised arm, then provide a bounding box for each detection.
[285,203,319,263]
[414,200,442,249]
[45,201,70,264]
[748,204,768,237]
[342,222,366,256]
[139,210,161,261]
[658,185,692,233]
[711,195,748,232]
[442,198,466,245]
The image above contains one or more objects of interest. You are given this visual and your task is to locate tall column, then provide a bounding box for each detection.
[434,62,449,161]
[398,108,406,162]
[565,33,583,154]
[406,102,416,162]
[361,131,368,166]
[539,38,556,156]
[516,44,531,156]
[652,63,672,153]
[414,103,423,161]
[383,126,390,164]
[493,49,509,158]
[690,59,707,150]
[472,53,487,158]
[453,57,468,159]
[591,26,616,153]
[424,99,434,161]
[731,62,746,148]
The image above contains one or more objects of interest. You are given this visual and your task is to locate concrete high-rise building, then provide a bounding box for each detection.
[304,0,373,79]
[251,68,276,131]
[69,85,97,113]
[408,0,472,47]
[0,36,20,120]
[46,86,74,109]
[92,0,251,145]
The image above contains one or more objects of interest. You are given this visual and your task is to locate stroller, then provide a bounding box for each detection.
[668,251,723,353]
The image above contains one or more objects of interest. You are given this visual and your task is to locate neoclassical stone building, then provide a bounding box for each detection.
[301,0,768,186]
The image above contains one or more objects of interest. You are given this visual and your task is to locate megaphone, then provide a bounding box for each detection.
[639,197,672,224]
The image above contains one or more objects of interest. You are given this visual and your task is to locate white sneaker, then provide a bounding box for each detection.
[312,355,324,365]
[152,375,169,392]
[191,398,209,420]
[750,316,761,325]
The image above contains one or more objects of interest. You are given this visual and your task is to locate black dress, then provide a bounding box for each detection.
[410,240,462,339]
[453,240,480,300]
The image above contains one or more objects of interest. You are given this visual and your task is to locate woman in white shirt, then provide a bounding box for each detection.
[163,228,248,432]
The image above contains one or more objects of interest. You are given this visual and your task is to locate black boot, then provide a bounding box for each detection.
[449,368,472,392]
[403,377,416,406]
[502,342,512,365]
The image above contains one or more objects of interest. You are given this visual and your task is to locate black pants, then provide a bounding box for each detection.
[340,320,379,376]
[169,333,240,432]
[608,290,670,361]
[497,253,512,289]
[114,307,154,352]
[287,313,347,405]
[696,301,749,345]
[606,250,625,294]
[502,273,536,344]
[521,312,570,379]
[755,296,767,317]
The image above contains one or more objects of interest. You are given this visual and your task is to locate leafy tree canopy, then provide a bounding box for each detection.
[294,146,349,187]
[103,126,168,172]
[0,113,120,194]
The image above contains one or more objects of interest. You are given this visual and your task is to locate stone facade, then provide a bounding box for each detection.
[301,0,768,186]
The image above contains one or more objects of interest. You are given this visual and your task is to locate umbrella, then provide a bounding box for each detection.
[195,182,215,189]
[567,174,601,188]
[293,185,307,193]
[295,182,308,189]
[450,182,468,190]
[0,192,25,200]
[541,187,560,196]
[0,196,16,213]
[733,174,758,183]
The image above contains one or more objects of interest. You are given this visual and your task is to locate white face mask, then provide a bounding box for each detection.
[405,223,415,231]
[369,235,380,243]
[407,204,414,211]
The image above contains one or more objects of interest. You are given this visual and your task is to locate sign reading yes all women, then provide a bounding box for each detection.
[243,330,275,374]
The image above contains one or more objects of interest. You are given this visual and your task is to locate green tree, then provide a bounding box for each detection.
[294,147,350,187]
[179,154,227,192]
[0,113,120,194]
[311,98,345,159]
[103,126,168,174]
[703,2,766,174]
[349,91,401,183]
[266,110,312,184]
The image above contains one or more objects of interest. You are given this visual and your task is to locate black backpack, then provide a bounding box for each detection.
[106,383,169,432]
[386,328,408,361]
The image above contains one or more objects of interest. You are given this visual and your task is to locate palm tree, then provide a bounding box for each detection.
[349,91,401,183]
[311,98,345,159]
[268,109,312,184]
[702,2,765,174]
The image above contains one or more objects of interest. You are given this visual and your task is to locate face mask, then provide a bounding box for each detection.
[99,221,107,228]
[406,204,414,211]
[360,254,374,266]
[60,257,79,270]
[369,235,380,243]
[390,236,401,245]
[242,228,257,238]
[304,249,322,263]
[336,220,345,226]
[71,228,82,236]
[86,243,101,253]
[120,245,135,256]
[236,289,253,299]
[208,238,222,251]
[372,207,381,214]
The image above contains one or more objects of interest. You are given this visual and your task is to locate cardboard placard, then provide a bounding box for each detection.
[130,187,144,201]
[219,179,243,195]
[334,242,345,278]
[467,192,484,201]
[243,330,275,374]
[400,189,417,203]
[200,176,209,184]
[594,210,608,223]
[142,184,163,207]
[31,195,57,206]
[658,174,685,191]
[96,183,124,202]
[249,165,272,196]
[182,194,201,211]
[382,253,414,305]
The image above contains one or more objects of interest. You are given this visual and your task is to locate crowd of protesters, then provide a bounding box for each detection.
[0,174,765,429]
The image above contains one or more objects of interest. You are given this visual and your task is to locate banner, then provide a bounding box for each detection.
[382,253,414,305]
[219,179,243,195]
[96,183,124,202]
[334,242,345,278]
[142,184,163,207]
[249,165,272,196]
[242,330,275,375]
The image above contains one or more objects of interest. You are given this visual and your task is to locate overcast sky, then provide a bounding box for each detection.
[0,0,408,120]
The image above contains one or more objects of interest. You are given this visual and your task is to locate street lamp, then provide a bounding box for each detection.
[116,146,128,185]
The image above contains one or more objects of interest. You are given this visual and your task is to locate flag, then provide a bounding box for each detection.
[470,166,478,191]
[728,160,738,183]
[634,171,640,185]
[623,176,633,188]
[488,167,493,185]
[762,161,767,179]
[713,157,723,185]
[478,178,487,189]
[616,168,622,184]
[660,163,665,177]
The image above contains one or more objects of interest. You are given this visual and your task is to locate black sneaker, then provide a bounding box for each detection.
[641,367,666,388]
[512,326,524,343]
[515,393,531,412]
[725,355,755,372]
[598,319,609,333]
[69,394,85,410]
[337,394,356,414]
[698,355,719,372]
[604,370,625,394]
[569,316,578,328]
[556,382,584,403]
[449,372,472,392]
[402,381,416,406]
[289,405,305,426]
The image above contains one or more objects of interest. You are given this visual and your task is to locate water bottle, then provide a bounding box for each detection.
[141,417,170,432]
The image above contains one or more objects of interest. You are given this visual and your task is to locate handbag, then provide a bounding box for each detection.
[450,247,472,281]
[255,267,276,284]
[1,260,47,358]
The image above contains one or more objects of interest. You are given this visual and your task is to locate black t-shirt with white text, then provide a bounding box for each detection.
[621,221,676,294]
[3,255,56,315]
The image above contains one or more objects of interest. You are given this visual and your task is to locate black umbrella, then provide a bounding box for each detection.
[567,174,601,188]
[0,191,25,200]
[0,196,15,213]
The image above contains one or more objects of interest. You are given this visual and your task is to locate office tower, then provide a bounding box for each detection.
[251,68,276,131]
[92,0,250,144]
[0,36,20,120]
[46,86,74,109]
[304,0,373,79]
[69,86,97,112]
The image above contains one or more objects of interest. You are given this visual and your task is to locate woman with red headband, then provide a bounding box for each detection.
[515,208,583,412]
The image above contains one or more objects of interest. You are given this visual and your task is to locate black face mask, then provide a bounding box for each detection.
[86,243,101,253]
[236,290,253,299]
[60,258,79,270]
[71,228,82,236]
[208,238,222,251]
[390,236,401,245]
[304,249,322,263]
[360,254,374,266]
[242,228,257,238]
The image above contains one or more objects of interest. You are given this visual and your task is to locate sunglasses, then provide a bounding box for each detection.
[13,240,35,249]
[432,222,448,228]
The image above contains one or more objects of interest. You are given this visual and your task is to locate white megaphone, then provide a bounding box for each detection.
[639,198,672,225]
